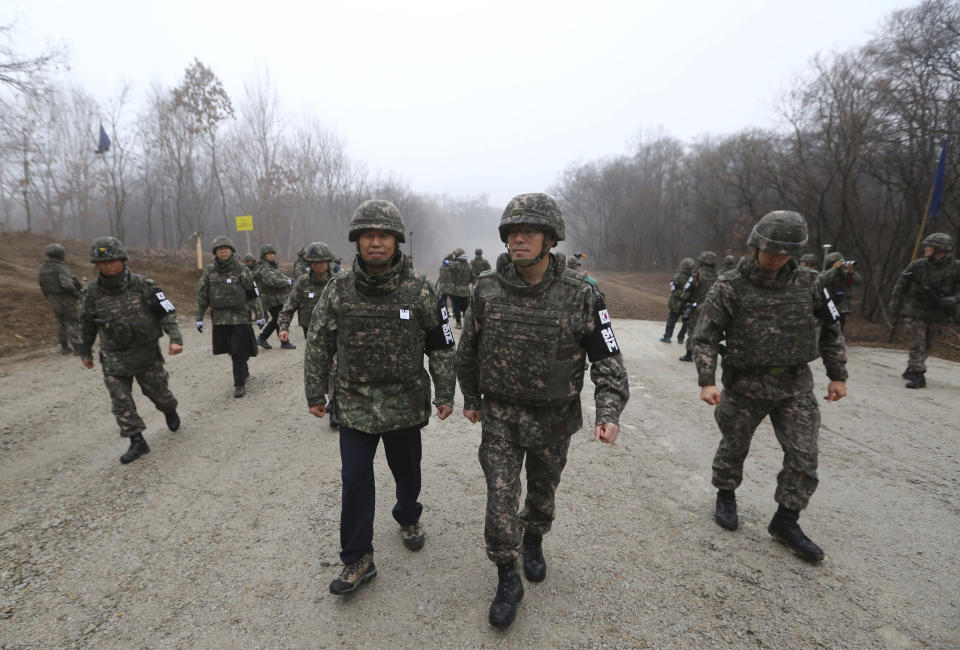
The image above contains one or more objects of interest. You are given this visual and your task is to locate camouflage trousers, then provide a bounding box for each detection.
[53,310,79,348]
[901,316,943,373]
[478,427,571,565]
[685,309,702,354]
[712,388,820,511]
[102,365,178,437]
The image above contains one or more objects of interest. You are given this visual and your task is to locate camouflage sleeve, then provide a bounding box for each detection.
[580,284,629,425]
[421,280,456,406]
[888,262,914,316]
[240,268,265,320]
[195,269,210,322]
[455,284,483,411]
[60,267,81,298]
[813,277,848,381]
[262,265,292,289]
[142,278,182,345]
[277,278,302,332]
[76,289,98,360]
[691,280,732,386]
[303,280,339,408]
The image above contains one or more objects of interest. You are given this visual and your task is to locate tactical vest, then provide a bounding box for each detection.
[298,275,331,328]
[476,270,585,405]
[723,269,819,367]
[206,263,247,309]
[87,274,162,351]
[335,273,427,384]
[39,262,64,295]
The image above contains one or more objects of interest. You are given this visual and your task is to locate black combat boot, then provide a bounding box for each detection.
[768,505,824,562]
[678,352,693,362]
[164,410,181,432]
[521,533,546,582]
[120,433,150,464]
[905,371,926,389]
[659,335,671,343]
[280,340,297,350]
[714,489,738,531]
[233,384,246,398]
[489,561,524,629]
[901,368,911,379]
[256,335,272,350]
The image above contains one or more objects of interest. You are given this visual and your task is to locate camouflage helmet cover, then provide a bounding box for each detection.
[747,210,809,254]
[453,247,465,257]
[241,253,257,264]
[304,241,335,262]
[349,199,406,243]
[475,248,483,256]
[260,244,277,258]
[89,236,128,262]
[498,193,565,243]
[921,232,954,252]
[800,253,819,265]
[823,252,844,267]
[211,235,236,253]
[697,251,718,266]
[680,257,695,272]
[44,243,66,260]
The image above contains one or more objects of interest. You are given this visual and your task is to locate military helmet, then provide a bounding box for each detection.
[475,248,482,256]
[824,252,844,267]
[304,241,334,262]
[800,253,819,265]
[453,247,465,257]
[44,243,66,260]
[747,210,808,254]
[211,235,236,253]
[921,232,954,252]
[348,199,406,243]
[723,254,736,268]
[498,193,565,243]
[260,244,276,258]
[697,251,717,266]
[241,253,256,264]
[89,236,128,262]
[297,246,307,257]
[680,257,695,272]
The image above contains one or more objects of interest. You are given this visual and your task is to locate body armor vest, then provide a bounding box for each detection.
[207,263,247,309]
[87,274,162,351]
[298,274,331,328]
[39,261,65,295]
[723,269,819,367]
[476,271,585,405]
[335,274,427,384]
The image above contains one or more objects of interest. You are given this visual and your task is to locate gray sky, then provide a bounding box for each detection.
[5,0,909,208]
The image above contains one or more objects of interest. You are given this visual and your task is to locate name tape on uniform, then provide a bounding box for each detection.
[400,309,410,320]
[155,291,175,313]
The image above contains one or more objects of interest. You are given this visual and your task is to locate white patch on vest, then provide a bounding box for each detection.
[599,309,611,324]
[226,278,232,283]
[601,327,619,352]
[400,309,410,320]
[308,292,315,298]
[156,291,166,300]
[442,322,454,344]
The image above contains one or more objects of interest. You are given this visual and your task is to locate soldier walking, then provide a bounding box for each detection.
[293,246,309,281]
[679,251,718,362]
[195,236,265,398]
[889,232,960,389]
[456,193,629,629]
[691,210,848,563]
[304,200,456,596]
[254,244,295,350]
[470,247,491,282]
[76,237,182,464]
[38,243,83,354]
[722,254,738,274]
[660,257,695,344]
[819,251,863,332]
[799,253,819,270]
[447,248,472,328]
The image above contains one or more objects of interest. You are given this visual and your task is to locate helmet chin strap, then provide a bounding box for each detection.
[508,240,551,267]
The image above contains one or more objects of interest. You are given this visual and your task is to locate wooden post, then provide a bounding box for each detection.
[195,232,203,270]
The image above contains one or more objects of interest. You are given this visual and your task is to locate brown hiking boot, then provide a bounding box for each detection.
[400,522,425,551]
[329,553,377,595]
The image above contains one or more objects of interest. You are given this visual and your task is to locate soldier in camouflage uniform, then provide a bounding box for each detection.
[818,251,863,332]
[38,243,83,354]
[436,254,455,318]
[722,254,737,274]
[679,251,718,362]
[456,193,629,629]
[470,248,491,282]
[691,210,848,563]
[77,237,183,464]
[304,199,456,596]
[254,244,295,350]
[293,246,309,281]
[241,253,257,270]
[447,247,472,328]
[195,236,266,398]
[660,257,696,344]
[889,232,960,389]
[799,253,819,270]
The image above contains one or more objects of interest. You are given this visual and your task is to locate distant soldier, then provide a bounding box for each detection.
[38,243,83,354]
[437,254,455,317]
[722,254,738,274]
[241,253,257,270]
[678,251,718,362]
[470,248,491,282]
[819,251,863,332]
[660,257,696,344]
[195,236,265,398]
[692,210,847,563]
[799,253,819,270]
[293,246,309,280]
[447,247,472,328]
[77,237,182,464]
[304,199,456,596]
[457,193,629,629]
[889,232,960,389]
[254,244,295,350]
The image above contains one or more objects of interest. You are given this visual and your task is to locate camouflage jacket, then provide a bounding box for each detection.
[293,257,309,281]
[470,255,491,280]
[254,259,292,309]
[304,252,456,434]
[689,265,718,306]
[668,269,694,313]
[691,258,848,400]
[278,269,333,332]
[818,266,863,314]
[889,255,960,323]
[447,256,472,296]
[195,255,265,325]
[77,267,181,376]
[436,260,454,294]
[38,259,82,314]
[456,254,630,447]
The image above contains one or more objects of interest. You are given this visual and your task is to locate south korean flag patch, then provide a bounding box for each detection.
[155,290,176,313]
[584,295,620,361]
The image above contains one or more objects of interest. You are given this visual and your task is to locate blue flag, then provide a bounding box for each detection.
[96,123,111,154]
[928,140,947,221]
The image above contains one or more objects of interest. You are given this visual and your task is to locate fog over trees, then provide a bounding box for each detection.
[1,0,958,321]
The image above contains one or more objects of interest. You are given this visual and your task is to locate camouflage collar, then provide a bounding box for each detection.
[499,254,561,294]
[97,266,131,292]
[743,257,798,289]
[353,251,407,295]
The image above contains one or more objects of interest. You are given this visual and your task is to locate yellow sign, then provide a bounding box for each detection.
[235,215,254,232]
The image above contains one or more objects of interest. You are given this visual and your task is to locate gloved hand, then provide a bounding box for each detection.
[195,321,203,333]
[256,318,266,329]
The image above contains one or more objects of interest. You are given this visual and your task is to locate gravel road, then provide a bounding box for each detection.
[1,320,957,648]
